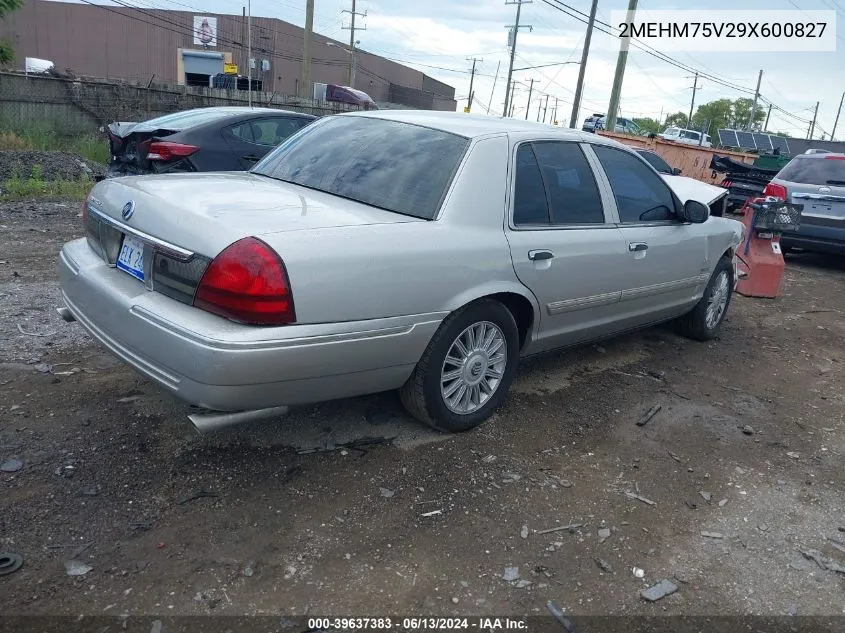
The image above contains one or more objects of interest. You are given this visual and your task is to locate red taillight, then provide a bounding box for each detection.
[763,183,787,200]
[722,179,732,188]
[146,141,199,162]
[194,237,295,325]
[824,155,845,160]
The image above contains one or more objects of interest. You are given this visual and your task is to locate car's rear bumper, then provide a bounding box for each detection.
[60,238,444,411]
[780,222,845,255]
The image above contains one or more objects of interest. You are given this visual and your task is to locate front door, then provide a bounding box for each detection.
[589,144,708,327]
[505,141,630,354]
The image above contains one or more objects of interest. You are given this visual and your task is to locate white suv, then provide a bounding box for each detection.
[661,127,712,148]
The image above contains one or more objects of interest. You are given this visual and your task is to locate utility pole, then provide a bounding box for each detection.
[247,0,252,107]
[487,61,501,115]
[687,72,698,127]
[503,0,532,118]
[606,0,638,132]
[543,94,549,123]
[832,91,844,141]
[569,0,599,128]
[553,97,559,124]
[509,82,517,116]
[466,57,482,112]
[536,99,542,122]
[747,69,763,130]
[299,0,314,99]
[342,0,367,87]
[764,103,772,132]
[808,101,820,140]
[525,78,534,120]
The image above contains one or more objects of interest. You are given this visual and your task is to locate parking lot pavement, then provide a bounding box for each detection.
[1,200,844,616]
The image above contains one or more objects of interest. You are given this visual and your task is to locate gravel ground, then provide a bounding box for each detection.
[0,150,106,182]
[1,200,844,626]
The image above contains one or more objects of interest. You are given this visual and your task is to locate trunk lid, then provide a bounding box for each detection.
[87,172,423,260]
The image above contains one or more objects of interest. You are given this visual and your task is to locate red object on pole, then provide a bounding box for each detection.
[735,197,786,298]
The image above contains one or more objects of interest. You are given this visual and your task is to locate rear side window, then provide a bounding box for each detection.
[513,142,604,226]
[593,145,677,223]
[513,145,550,225]
[253,116,468,220]
[532,142,604,224]
[777,156,845,186]
[250,118,308,146]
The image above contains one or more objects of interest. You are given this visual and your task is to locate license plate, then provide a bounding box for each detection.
[116,234,145,281]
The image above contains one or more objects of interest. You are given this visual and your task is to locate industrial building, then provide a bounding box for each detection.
[1,0,457,111]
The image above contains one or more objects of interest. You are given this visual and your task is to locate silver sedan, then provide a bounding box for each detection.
[59,111,743,432]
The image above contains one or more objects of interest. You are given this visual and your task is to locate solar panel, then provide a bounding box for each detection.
[735,131,757,150]
[753,133,773,151]
[718,129,739,147]
[770,135,790,153]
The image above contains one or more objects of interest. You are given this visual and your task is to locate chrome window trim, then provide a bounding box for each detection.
[88,205,195,261]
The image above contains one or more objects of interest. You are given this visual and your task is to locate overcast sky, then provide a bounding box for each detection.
[97,0,844,138]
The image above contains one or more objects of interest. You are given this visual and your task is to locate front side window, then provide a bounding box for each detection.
[253,116,469,220]
[637,150,673,174]
[593,145,677,223]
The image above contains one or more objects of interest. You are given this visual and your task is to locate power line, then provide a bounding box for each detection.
[540,0,757,96]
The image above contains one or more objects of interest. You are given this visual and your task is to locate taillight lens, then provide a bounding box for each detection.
[763,183,787,200]
[824,155,845,160]
[722,179,732,188]
[147,142,199,162]
[193,237,295,325]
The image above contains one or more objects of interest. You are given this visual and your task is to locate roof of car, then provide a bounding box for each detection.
[793,152,845,159]
[176,106,314,117]
[344,110,612,142]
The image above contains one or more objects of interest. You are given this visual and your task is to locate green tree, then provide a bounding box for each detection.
[0,0,25,65]
[663,112,688,129]
[689,97,768,144]
[632,117,660,135]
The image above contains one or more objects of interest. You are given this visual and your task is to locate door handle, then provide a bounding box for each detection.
[528,249,555,261]
[628,242,649,252]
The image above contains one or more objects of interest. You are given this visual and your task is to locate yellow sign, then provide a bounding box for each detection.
[224,63,238,75]
[463,107,471,113]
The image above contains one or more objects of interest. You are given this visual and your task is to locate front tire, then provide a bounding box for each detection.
[399,300,520,432]
[675,257,734,341]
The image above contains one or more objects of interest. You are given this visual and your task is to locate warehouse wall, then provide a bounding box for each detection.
[1,0,457,111]
[0,72,356,135]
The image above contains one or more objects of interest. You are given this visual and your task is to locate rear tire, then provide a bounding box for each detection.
[399,300,520,433]
[675,257,734,342]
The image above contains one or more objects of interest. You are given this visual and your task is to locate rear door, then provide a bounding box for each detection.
[224,116,311,169]
[589,144,709,326]
[505,140,630,353]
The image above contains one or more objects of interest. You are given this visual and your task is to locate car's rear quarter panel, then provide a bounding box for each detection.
[263,134,537,324]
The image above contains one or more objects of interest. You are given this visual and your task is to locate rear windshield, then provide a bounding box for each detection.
[138,109,239,131]
[777,156,845,186]
[252,116,470,219]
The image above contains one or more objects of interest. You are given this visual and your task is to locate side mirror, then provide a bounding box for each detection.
[672,167,682,175]
[679,200,709,224]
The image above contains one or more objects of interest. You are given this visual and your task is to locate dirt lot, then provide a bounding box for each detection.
[1,199,845,623]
